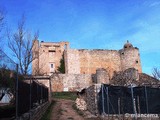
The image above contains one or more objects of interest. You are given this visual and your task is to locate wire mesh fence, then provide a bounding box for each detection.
[18,79,48,116]
[98,84,160,115]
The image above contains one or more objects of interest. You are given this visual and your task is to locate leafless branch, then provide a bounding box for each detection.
[0,9,4,33]
[152,67,160,80]
[7,15,39,75]
[0,8,5,49]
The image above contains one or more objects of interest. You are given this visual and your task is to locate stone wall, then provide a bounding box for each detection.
[65,49,122,78]
[25,74,92,92]
[28,68,157,93]
[86,84,101,115]
[32,41,142,77]
[110,68,140,86]
[65,48,141,78]
[51,73,92,92]
[78,50,121,77]
[96,68,110,84]
[19,102,50,120]
[64,49,80,74]
[32,40,39,75]
[109,68,160,86]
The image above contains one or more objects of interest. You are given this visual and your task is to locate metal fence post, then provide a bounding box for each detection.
[29,78,32,120]
[118,97,120,115]
[16,64,18,120]
[102,84,105,115]
[144,86,149,114]
[131,85,137,120]
[106,86,109,119]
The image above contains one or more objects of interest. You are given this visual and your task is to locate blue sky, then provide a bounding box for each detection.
[1,0,160,75]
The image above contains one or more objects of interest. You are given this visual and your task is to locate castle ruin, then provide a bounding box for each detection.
[32,40,142,78]
[30,40,160,92]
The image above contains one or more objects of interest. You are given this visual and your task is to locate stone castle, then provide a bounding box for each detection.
[32,40,142,78]
[30,40,160,92]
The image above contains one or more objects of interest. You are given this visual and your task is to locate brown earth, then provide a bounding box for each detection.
[50,99,99,120]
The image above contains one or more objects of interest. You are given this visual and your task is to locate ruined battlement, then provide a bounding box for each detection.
[32,40,142,78]
[78,49,118,51]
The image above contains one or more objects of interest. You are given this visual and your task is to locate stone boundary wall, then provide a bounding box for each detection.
[19,102,50,120]
[51,73,92,92]
[86,84,101,115]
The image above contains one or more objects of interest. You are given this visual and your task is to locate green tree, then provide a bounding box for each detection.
[58,54,65,73]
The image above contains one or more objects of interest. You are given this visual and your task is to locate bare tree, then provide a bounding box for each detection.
[0,9,4,34]
[7,15,39,75]
[0,8,5,48]
[152,67,160,80]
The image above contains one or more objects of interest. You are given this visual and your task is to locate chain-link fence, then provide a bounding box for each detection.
[98,84,160,116]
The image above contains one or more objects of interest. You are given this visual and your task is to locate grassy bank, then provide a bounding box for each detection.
[40,100,56,120]
[52,92,77,100]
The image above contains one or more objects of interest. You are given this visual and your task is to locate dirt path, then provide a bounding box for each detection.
[50,99,85,120]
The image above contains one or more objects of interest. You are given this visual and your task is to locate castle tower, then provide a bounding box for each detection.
[119,41,142,73]
[32,40,70,75]
[32,40,39,75]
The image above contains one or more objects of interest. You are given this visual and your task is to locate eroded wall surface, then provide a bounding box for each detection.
[32,41,142,78]
[79,50,121,75]
[65,49,122,78]
[64,49,80,74]
[51,73,92,92]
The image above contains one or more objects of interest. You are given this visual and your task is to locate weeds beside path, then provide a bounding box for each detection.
[44,92,99,120]
[50,99,84,120]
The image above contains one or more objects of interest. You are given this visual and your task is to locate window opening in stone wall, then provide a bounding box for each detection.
[49,50,55,52]
[121,52,124,55]
[49,63,55,73]
[136,60,138,63]
[51,64,53,68]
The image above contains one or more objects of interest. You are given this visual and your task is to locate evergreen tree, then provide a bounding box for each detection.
[58,54,65,73]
